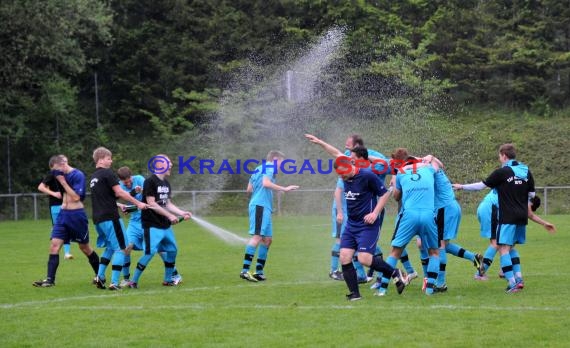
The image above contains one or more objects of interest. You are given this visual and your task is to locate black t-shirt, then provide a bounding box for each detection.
[41,172,63,207]
[89,167,121,224]
[483,163,535,225]
[141,174,172,229]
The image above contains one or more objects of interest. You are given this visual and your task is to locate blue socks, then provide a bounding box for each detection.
[331,242,340,273]
[500,253,516,286]
[483,245,498,272]
[241,244,257,273]
[256,244,269,275]
[436,247,447,286]
[445,243,475,262]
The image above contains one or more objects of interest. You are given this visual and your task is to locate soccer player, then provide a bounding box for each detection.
[90,147,147,290]
[422,154,484,291]
[116,166,182,286]
[332,147,406,300]
[474,191,556,281]
[473,190,500,280]
[305,134,417,288]
[385,153,441,295]
[453,143,535,293]
[239,150,299,282]
[38,155,73,260]
[329,178,345,281]
[316,134,372,282]
[127,155,191,288]
[33,155,101,287]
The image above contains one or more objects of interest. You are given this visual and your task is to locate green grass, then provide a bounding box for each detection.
[1,215,569,347]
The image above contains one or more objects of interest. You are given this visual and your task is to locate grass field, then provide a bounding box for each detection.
[1,214,569,347]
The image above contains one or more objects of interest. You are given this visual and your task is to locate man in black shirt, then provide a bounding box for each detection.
[127,154,191,288]
[90,147,147,290]
[453,143,534,293]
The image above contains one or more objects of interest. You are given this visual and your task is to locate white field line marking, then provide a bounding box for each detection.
[2,280,570,312]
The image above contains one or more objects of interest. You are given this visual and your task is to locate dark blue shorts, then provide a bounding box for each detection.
[51,208,90,244]
[340,222,380,254]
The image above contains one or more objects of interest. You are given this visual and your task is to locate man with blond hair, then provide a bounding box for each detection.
[239,150,299,282]
[90,147,147,290]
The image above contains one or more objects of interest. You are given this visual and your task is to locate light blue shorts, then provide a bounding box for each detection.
[143,226,178,254]
[436,201,461,241]
[126,220,144,250]
[496,224,526,246]
[477,201,498,239]
[95,219,127,251]
[392,209,438,250]
[248,205,272,237]
[331,206,347,239]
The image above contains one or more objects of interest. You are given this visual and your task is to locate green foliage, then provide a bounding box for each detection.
[2,0,570,193]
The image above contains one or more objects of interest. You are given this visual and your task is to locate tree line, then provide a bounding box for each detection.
[1,0,569,193]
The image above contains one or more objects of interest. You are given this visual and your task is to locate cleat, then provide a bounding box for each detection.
[422,277,428,292]
[119,279,131,288]
[498,270,505,279]
[64,253,74,260]
[162,281,177,286]
[391,268,407,294]
[434,284,448,293]
[515,279,525,289]
[240,271,258,282]
[252,273,267,281]
[329,270,344,281]
[406,271,418,284]
[474,254,485,275]
[94,276,106,289]
[126,281,138,289]
[32,279,55,288]
[505,284,520,294]
[357,276,371,284]
[171,274,183,285]
[108,283,121,291]
[474,273,489,281]
[346,292,362,301]
[370,279,382,290]
[373,289,386,297]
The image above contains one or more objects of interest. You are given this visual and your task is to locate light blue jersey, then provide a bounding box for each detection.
[393,165,438,250]
[119,174,145,222]
[396,166,436,211]
[368,148,391,184]
[249,166,276,211]
[433,169,456,209]
[331,178,348,238]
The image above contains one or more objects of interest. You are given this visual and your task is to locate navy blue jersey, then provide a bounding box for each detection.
[483,160,534,225]
[343,168,388,226]
[41,171,63,206]
[141,174,172,229]
[65,169,87,202]
[89,167,121,224]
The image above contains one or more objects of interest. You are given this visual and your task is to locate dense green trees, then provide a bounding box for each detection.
[1,0,569,193]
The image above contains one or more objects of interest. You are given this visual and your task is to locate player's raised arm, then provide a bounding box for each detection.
[304,134,344,158]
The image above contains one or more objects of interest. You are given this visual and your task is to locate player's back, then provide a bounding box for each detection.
[434,169,456,209]
[397,165,436,211]
[249,166,275,211]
